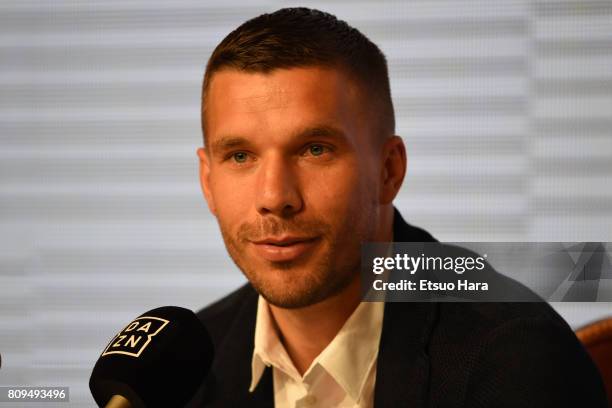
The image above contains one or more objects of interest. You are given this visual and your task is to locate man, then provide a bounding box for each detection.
[189,8,607,407]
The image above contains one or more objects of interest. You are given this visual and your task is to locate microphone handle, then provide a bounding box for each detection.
[105,395,132,408]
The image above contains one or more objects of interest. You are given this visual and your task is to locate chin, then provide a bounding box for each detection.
[248,267,327,308]
[250,263,356,309]
[259,286,326,309]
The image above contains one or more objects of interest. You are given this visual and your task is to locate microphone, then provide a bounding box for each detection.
[89,306,214,408]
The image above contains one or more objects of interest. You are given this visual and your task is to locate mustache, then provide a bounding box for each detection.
[236,217,330,242]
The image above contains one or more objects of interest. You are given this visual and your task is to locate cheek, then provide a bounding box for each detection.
[303,161,365,214]
[210,175,252,223]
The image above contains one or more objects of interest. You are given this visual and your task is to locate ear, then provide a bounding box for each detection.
[379,135,407,204]
[197,147,217,216]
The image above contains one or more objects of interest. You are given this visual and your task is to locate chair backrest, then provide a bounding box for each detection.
[576,317,612,406]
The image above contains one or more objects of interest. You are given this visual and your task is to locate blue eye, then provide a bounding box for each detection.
[232,152,248,163]
[309,144,325,156]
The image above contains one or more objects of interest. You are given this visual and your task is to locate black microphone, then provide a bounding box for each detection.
[89,306,214,408]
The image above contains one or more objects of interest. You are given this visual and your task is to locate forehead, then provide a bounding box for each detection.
[204,66,364,143]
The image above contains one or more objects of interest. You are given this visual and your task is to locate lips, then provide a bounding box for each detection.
[250,236,319,262]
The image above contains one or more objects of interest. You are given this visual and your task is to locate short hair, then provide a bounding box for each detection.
[201,7,395,145]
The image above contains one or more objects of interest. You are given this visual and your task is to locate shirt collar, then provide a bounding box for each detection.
[250,295,291,392]
[249,295,385,402]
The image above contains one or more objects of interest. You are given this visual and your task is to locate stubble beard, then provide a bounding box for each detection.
[217,208,373,309]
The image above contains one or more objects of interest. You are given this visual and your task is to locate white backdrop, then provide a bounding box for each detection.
[1,1,611,406]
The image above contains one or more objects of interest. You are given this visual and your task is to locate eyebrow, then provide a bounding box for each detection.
[210,124,348,155]
[296,125,347,141]
[210,136,248,154]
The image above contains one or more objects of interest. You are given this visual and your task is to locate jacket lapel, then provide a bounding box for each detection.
[205,286,274,407]
[373,209,438,407]
[374,301,437,407]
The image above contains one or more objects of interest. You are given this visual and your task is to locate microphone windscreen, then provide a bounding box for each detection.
[89,306,213,408]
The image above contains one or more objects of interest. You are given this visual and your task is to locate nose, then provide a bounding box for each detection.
[255,154,303,217]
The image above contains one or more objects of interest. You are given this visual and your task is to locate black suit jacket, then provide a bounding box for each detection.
[189,210,607,407]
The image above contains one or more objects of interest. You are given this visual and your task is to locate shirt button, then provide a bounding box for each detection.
[302,394,317,406]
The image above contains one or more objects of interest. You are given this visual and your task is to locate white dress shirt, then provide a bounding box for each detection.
[249,295,385,408]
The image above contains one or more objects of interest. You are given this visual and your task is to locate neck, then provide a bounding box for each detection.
[268,274,361,375]
[268,205,395,375]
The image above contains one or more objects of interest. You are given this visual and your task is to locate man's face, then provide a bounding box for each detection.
[199,66,384,308]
